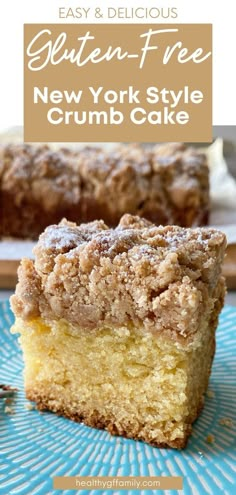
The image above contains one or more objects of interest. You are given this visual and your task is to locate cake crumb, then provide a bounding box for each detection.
[0,384,18,399]
[219,418,233,428]
[206,390,215,398]
[4,406,15,414]
[206,434,215,444]
[24,402,35,411]
[0,384,18,391]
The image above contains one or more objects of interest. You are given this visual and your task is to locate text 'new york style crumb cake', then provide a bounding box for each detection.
[0,142,209,238]
[10,215,226,448]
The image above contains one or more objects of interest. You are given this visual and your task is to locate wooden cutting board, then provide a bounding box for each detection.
[223,244,236,289]
[0,241,35,289]
[0,238,236,290]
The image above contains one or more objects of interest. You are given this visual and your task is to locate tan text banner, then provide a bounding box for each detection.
[24,24,212,142]
[53,476,183,490]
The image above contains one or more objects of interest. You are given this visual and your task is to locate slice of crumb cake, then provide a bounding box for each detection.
[10,215,226,448]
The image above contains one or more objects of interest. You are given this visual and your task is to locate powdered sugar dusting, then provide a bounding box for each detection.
[38,225,86,251]
[36,216,226,261]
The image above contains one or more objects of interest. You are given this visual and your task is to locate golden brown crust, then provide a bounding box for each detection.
[26,389,193,449]
[0,142,209,238]
[11,215,226,338]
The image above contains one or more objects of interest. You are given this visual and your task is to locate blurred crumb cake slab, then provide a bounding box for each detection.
[10,215,226,448]
[0,142,209,239]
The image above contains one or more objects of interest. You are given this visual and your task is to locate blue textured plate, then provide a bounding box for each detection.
[0,300,236,495]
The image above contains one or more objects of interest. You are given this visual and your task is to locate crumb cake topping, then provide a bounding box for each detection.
[0,142,209,230]
[0,144,81,211]
[11,215,226,340]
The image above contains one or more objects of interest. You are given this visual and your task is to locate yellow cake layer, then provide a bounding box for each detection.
[12,315,215,448]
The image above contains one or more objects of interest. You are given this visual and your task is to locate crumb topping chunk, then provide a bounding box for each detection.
[11,214,226,339]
